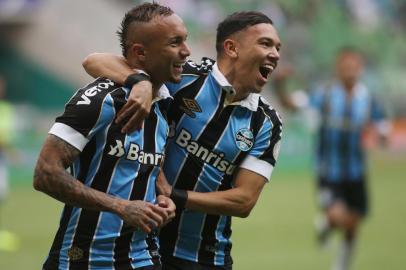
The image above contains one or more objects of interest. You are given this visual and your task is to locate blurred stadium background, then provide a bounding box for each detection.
[0,0,405,269]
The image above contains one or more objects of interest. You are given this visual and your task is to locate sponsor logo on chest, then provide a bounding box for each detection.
[175,129,236,175]
[108,139,164,166]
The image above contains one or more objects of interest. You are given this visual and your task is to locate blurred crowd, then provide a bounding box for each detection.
[0,0,405,183]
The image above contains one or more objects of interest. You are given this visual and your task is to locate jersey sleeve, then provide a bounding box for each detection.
[164,57,215,95]
[239,108,283,181]
[48,78,119,151]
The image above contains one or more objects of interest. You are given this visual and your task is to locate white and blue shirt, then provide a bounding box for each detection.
[44,78,171,270]
[310,81,386,182]
[160,59,283,266]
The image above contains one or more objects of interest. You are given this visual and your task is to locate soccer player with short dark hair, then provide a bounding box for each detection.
[312,48,390,270]
[83,11,283,270]
[274,47,390,270]
[33,3,190,270]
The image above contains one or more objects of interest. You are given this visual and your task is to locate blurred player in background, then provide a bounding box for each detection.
[83,11,282,270]
[275,47,391,270]
[33,3,189,269]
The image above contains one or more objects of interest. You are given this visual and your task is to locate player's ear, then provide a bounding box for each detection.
[223,39,239,58]
[130,43,146,61]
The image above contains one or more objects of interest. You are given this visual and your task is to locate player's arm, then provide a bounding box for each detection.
[33,134,169,232]
[82,54,216,133]
[188,169,266,217]
[83,53,153,133]
[158,168,265,218]
[83,53,132,85]
[83,53,215,86]
[158,161,267,216]
[34,134,124,212]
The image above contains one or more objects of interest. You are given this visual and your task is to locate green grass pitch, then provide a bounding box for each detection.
[0,151,405,269]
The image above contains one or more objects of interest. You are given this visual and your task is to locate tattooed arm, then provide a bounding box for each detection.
[33,134,170,233]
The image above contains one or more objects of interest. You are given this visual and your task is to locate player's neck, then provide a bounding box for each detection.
[217,60,250,102]
[129,61,162,98]
[341,81,356,95]
[151,82,163,99]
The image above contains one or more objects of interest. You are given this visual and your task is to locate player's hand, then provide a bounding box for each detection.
[157,170,172,197]
[115,80,153,133]
[119,200,169,233]
[156,195,176,226]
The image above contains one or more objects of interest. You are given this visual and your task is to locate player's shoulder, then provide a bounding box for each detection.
[258,95,282,125]
[156,96,172,111]
[80,77,120,91]
[164,57,215,94]
[182,57,216,76]
[68,77,123,107]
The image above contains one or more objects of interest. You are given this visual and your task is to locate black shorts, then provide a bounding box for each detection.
[318,177,368,217]
[162,256,232,270]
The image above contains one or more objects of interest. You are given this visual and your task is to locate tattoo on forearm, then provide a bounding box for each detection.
[34,134,119,212]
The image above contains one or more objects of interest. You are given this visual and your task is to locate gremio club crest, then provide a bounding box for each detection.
[235,128,254,151]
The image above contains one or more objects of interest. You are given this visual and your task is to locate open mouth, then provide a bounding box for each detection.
[259,64,274,79]
[173,62,185,72]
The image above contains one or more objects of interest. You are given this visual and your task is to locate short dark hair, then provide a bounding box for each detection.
[216,11,273,54]
[117,2,174,57]
[336,46,364,63]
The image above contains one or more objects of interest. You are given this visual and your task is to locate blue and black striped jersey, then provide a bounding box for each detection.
[160,59,283,266]
[310,82,386,182]
[44,78,171,270]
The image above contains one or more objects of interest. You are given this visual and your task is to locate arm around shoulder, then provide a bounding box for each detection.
[82,52,155,133]
[82,52,131,84]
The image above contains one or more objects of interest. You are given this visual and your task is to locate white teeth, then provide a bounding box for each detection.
[259,64,273,79]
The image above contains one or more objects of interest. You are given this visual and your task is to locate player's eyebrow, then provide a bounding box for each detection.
[259,37,281,46]
[258,37,282,51]
[169,34,187,43]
